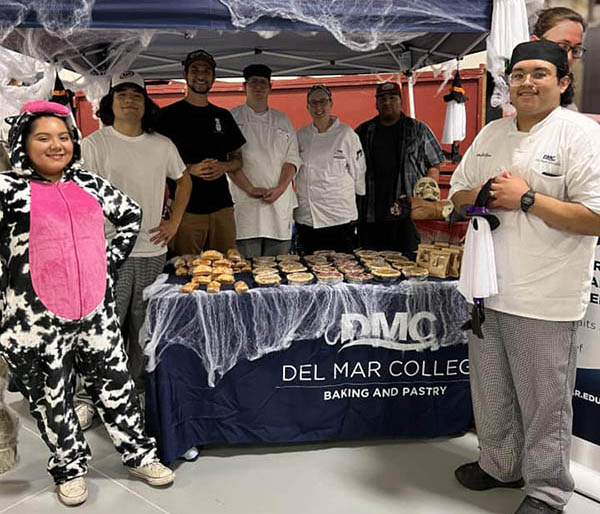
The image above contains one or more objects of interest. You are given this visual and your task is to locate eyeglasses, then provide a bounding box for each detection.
[308,98,331,107]
[507,69,555,85]
[542,39,586,59]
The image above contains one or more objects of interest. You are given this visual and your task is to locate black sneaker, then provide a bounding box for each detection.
[455,462,524,491]
[514,496,562,514]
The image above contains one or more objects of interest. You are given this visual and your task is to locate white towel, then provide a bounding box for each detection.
[458,217,498,303]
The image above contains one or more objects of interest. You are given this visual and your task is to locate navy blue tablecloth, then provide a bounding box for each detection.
[144,279,472,464]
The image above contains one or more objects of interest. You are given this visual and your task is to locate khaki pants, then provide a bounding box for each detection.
[171,207,236,255]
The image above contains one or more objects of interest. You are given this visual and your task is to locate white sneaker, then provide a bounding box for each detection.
[75,402,96,431]
[128,461,175,486]
[57,477,88,506]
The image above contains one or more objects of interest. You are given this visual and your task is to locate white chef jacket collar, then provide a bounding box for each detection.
[310,116,339,134]
[510,106,562,134]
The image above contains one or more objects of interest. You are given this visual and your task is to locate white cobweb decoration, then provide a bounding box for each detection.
[0,1,157,129]
[219,0,487,52]
[142,277,468,387]
[486,0,544,115]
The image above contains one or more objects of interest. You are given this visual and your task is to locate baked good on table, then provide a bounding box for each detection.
[212,266,234,275]
[354,249,379,259]
[277,254,300,262]
[255,273,281,286]
[213,258,232,267]
[201,250,224,261]
[206,281,221,293]
[175,266,189,276]
[234,280,249,293]
[226,248,243,262]
[279,262,307,273]
[215,273,235,284]
[180,282,197,294]
[192,264,212,275]
[286,272,314,285]
[344,271,373,284]
[192,275,211,286]
[174,257,186,268]
[371,268,401,282]
[404,266,429,280]
[252,267,279,276]
[315,270,344,284]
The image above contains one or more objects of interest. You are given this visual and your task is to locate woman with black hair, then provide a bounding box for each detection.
[0,100,174,506]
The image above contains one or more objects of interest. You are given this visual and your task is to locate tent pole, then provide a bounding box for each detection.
[407,73,416,119]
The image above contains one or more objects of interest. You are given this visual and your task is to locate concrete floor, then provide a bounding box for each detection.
[1,391,599,514]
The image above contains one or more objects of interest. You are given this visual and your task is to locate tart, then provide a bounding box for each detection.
[255,273,282,286]
[316,270,344,285]
[344,271,373,284]
[371,268,401,282]
[354,249,379,259]
[277,254,300,262]
[403,266,429,280]
[279,262,307,273]
[286,272,314,285]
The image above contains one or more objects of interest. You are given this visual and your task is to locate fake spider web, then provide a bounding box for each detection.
[142,276,468,387]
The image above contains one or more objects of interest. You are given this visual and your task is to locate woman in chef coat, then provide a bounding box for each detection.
[294,85,366,254]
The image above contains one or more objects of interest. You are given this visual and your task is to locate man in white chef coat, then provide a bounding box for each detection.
[229,64,302,257]
[450,40,600,514]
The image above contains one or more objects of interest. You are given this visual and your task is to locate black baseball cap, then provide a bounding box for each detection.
[183,49,216,71]
[243,64,272,81]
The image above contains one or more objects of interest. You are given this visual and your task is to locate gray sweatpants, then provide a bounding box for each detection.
[468,308,578,510]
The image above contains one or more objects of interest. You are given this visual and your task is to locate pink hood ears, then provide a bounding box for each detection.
[20,100,71,117]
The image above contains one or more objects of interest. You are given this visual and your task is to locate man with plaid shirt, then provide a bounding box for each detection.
[356,82,444,256]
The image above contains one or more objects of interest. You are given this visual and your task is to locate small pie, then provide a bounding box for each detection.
[286,272,314,284]
[255,273,281,286]
[280,263,307,273]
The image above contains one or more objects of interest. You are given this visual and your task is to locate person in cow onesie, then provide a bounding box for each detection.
[0,100,174,506]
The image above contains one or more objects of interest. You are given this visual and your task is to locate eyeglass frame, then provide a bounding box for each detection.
[506,68,559,86]
[541,38,586,59]
[307,84,332,103]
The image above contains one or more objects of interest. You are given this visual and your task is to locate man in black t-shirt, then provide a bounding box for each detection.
[157,49,246,255]
[355,82,444,256]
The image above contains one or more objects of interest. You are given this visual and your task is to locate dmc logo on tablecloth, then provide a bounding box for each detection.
[339,311,438,352]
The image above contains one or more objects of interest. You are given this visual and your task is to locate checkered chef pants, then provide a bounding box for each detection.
[468,308,578,509]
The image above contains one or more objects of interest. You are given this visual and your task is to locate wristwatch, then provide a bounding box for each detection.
[520,189,535,212]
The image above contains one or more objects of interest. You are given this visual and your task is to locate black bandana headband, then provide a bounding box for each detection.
[508,40,569,77]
